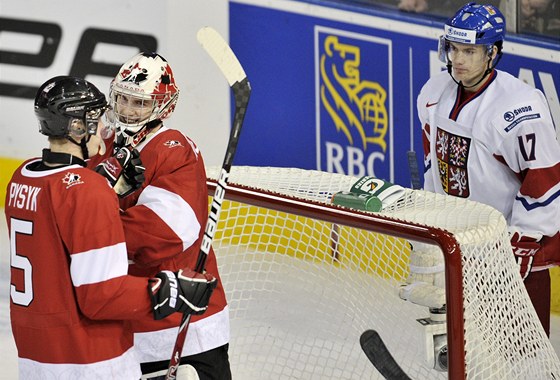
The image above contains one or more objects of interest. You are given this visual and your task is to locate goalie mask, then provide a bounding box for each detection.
[108,52,180,145]
[438,2,505,87]
[35,76,107,139]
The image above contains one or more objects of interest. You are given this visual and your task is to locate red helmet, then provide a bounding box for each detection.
[108,52,179,136]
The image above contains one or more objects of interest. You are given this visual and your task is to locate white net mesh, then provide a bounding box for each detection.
[206,165,560,379]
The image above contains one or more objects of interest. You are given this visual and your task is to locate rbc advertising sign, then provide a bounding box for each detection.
[315,27,393,180]
[229,0,559,187]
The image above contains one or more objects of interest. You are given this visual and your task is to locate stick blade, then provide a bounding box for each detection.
[197,26,246,86]
[360,330,412,380]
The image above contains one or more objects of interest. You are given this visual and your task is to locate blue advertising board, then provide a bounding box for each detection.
[229,0,560,187]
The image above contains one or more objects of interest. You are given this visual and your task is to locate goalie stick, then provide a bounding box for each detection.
[360,330,412,380]
[165,26,251,380]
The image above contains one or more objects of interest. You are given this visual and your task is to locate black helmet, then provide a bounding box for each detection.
[34,75,107,138]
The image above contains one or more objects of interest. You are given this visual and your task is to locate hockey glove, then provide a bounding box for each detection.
[94,146,145,198]
[399,242,446,309]
[149,269,217,320]
[511,232,541,280]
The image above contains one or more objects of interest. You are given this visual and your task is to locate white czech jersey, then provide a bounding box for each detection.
[418,69,560,268]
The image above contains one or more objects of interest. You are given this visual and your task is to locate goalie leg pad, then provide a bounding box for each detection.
[399,282,446,309]
[400,243,446,308]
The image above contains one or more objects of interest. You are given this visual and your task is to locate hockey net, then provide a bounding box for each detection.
[206,165,560,379]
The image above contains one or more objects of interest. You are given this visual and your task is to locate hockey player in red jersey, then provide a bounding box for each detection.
[418,3,560,334]
[5,76,217,379]
[90,52,231,379]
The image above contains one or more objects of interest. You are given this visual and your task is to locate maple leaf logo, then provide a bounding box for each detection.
[164,140,183,148]
[62,172,84,188]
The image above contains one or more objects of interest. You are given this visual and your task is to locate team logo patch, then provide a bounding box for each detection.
[62,172,84,188]
[436,128,471,198]
[164,140,183,148]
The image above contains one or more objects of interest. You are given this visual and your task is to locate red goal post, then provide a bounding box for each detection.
[206,165,559,379]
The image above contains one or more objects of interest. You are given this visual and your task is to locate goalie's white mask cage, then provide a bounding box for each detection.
[206,165,560,380]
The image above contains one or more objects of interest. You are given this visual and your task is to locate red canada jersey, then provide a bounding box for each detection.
[5,158,152,378]
[90,126,229,362]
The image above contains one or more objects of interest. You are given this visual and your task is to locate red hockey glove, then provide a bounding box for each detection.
[511,232,541,281]
[94,146,145,198]
[149,269,217,320]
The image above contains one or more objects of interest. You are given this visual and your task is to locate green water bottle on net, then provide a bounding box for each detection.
[331,191,383,212]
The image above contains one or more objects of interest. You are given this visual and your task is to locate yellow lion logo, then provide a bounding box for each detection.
[320,35,388,152]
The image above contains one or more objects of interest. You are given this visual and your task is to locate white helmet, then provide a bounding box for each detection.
[108,52,179,141]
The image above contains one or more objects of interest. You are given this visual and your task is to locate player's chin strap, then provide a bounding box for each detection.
[447,51,503,89]
[67,135,91,160]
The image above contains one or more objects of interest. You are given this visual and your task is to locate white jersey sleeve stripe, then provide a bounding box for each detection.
[70,242,129,286]
[137,184,200,251]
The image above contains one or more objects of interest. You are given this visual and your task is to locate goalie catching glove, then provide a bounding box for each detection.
[149,269,217,320]
[94,146,145,198]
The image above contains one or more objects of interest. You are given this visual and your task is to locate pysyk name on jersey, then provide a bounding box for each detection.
[7,182,41,212]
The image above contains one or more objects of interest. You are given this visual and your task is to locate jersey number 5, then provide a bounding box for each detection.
[518,133,536,162]
[10,218,34,307]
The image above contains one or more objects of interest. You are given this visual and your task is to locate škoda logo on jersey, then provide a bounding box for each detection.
[62,172,84,188]
[503,105,541,132]
[315,28,391,180]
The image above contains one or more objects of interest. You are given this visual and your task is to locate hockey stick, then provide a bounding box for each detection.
[360,330,412,380]
[406,150,422,190]
[165,26,251,380]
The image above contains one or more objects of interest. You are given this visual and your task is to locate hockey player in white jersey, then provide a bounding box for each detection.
[417,2,560,335]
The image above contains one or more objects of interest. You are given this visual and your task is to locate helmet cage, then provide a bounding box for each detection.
[108,84,179,136]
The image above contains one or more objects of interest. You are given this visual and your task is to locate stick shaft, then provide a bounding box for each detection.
[407,150,422,190]
[165,28,251,379]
